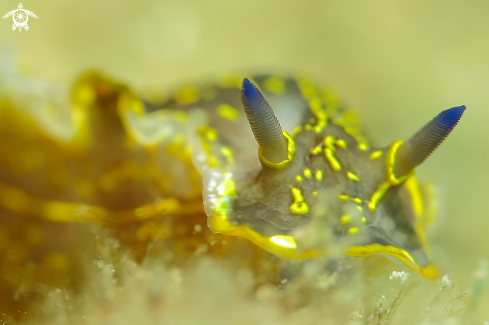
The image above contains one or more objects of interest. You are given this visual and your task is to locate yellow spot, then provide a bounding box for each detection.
[338,194,350,201]
[290,187,309,214]
[324,148,342,171]
[348,227,360,235]
[357,206,363,212]
[346,171,360,182]
[313,125,323,134]
[315,170,323,181]
[305,124,312,131]
[358,143,369,151]
[340,214,352,224]
[197,126,220,168]
[217,104,239,121]
[311,146,322,155]
[335,138,347,149]
[303,168,312,178]
[361,216,367,223]
[174,86,199,105]
[270,235,297,248]
[323,135,336,150]
[220,146,234,163]
[369,150,383,160]
[198,126,218,141]
[264,77,286,94]
[295,175,303,183]
[312,191,318,196]
[352,197,362,204]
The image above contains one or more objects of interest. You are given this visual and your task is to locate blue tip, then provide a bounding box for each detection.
[242,78,263,106]
[437,105,466,131]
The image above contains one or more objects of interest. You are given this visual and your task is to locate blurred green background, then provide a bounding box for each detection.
[0,0,486,280]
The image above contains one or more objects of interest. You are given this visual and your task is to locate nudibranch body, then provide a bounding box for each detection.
[149,75,465,280]
[0,70,465,281]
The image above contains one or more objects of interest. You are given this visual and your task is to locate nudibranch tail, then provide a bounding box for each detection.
[393,105,466,178]
[241,78,288,164]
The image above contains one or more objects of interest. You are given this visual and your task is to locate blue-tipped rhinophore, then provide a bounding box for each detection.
[394,105,466,177]
[241,78,288,163]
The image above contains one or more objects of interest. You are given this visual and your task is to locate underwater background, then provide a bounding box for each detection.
[0,0,487,324]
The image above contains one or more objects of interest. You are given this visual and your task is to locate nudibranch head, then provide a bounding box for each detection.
[206,77,465,280]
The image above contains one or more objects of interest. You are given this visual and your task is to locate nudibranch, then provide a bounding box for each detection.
[197,77,465,280]
[0,68,465,283]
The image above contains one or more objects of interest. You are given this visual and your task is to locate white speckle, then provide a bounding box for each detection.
[441,274,453,289]
[389,270,409,283]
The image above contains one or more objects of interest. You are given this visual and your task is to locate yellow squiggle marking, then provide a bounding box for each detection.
[324,148,342,171]
[259,131,296,169]
[311,146,322,155]
[345,244,439,280]
[368,141,413,211]
[369,150,383,160]
[335,138,347,148]
[368,182,390,211]
[404,176,424,218]
[323,135,336,150]
[0,181,189,226]
[346,171,360,181]
[290,187,309,214]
